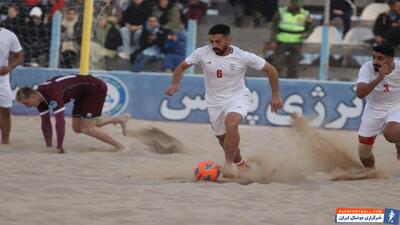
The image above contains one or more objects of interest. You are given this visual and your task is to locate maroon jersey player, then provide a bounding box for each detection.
[16,74,130,153]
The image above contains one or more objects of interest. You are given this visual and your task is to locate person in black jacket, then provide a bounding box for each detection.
[131,15,168,72]
[2,5,25,38]
[21,6,51,67]
[330,0,355,37]
[118,0,152,59]
[91,15,122,70]
[373,0,400,47]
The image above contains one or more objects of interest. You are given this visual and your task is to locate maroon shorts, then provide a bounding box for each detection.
[72,79,107,118]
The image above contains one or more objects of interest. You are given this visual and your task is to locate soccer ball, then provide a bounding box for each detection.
[194,160,221,182]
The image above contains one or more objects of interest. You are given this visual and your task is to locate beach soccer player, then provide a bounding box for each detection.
[0,27,23,144]
[356,44,400,168]
[166,24,283,178]
[16,74,130,153]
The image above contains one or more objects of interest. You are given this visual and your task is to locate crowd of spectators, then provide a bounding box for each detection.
[0,0,211,71]
[0,0,398,75]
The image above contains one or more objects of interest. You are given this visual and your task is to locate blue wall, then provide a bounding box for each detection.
[11,67,364,130]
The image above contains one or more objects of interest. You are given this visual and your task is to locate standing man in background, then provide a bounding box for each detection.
[166,24,282,178]
[267,0,312,78]
[0,26,24,144]
[356,44,400,168]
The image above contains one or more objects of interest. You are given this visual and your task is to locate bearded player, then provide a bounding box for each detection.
[166,24,282,178]
[356,44,400,168]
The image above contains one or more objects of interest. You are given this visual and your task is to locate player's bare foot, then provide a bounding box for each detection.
[115,113,130,136]
[222,163,234,178]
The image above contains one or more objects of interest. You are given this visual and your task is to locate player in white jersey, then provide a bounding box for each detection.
[356,44,400,168]
[0,27,23,144]
[166,24,282,178]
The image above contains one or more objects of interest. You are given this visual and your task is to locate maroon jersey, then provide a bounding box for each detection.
[37,75,106,117]
[36,75,107,150]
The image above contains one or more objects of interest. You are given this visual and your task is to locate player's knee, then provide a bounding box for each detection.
[383,130,398,143]
[80,126,94,135]
[225,120,239,133]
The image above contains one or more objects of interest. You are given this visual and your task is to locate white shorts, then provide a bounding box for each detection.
[358,104,400,137]
[0,82,12,108]
[207,93,252,136]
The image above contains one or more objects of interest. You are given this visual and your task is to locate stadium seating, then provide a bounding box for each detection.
[343,27,374,45]
[359,3,389,22]
[304,25,342,45]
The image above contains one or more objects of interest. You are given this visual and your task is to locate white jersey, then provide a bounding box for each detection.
[0,28,22,84]
[185,45,266,106]
[357,60,400,111]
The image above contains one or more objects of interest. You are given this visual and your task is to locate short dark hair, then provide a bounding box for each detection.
[373,44,395,57]
[208,24,231,36]
[16,87,35,102]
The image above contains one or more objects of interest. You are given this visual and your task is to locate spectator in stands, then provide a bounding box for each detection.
[1,1,25,22]
[94,0,122,26]
[152,0,183,31]
[268,0,312,78]
[22,0,44,17]
[373,0,400,47]
[91,15,122,70]
[118,0,152,60]
[163,30,186,72]
[60,7,81,68]
[22,6,51,67]
[330,0,355,37]
[2,5,25,38]
[64,0,83,15]
[131,16,168,72]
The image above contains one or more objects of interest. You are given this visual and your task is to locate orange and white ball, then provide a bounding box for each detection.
[194,160,221,182]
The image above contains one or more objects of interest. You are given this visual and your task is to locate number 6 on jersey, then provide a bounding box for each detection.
[216,69,223,78]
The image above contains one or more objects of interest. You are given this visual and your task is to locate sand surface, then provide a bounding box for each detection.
[0,116,399,225]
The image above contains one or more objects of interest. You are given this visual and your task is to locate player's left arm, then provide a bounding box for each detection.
[262,62,283,112]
